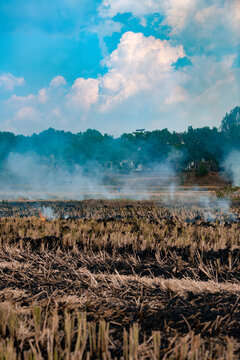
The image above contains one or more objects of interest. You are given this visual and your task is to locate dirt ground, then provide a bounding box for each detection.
[180,171,230,187]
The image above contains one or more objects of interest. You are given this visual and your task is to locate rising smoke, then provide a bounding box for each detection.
[0,147,239,223]
[0,150,179,200]
[222,150,240,186]
[3,152,108,200]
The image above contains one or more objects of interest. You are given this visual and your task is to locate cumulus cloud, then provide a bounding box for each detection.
[6,94,36,104]
[194,0,240,34]
[98,0,199,35]
[179,54,239,125]
[98,0,161,18]
[0,73,25,91]
[98,0,240,51]
[5,75,65,109]
[163,0,197,34]
[97,32,238,130]
[15,106,37,121]
[90,19,123,56]
[66,78,99,110]
[164,86,188,106]
[150,54,239,130]
[99,31,185,110]
[232,0,240,30]
[50,75,67,88]
[92,19,123,37]
[51,107,62,118]
[1,27,239,134]
[38,88,48,104]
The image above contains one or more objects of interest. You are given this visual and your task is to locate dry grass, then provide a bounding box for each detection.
[0,200,239,359]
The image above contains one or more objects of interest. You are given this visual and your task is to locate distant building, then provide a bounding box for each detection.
[135,164,143,172]
[133,129,145,135]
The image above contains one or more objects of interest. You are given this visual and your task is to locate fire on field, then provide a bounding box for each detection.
[0,200,239,359]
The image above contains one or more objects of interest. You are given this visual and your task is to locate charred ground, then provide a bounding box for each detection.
[0,200,239,359]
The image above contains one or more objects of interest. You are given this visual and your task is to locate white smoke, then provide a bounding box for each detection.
[0,150,238,224]
[40,206,57,220]
[223,150,240,186]
[1,151,179,201]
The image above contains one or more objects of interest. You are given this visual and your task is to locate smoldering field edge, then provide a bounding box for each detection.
[1,107,240,201]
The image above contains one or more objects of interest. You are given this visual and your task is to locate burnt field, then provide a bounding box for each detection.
[0,200,240,359]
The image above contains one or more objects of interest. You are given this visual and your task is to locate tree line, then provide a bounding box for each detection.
[0,106,239,174]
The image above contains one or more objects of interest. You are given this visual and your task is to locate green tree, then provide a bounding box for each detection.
[196,162,208,177]
[220,106,240,132]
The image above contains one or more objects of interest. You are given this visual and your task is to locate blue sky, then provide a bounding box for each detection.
[0,0,239,135]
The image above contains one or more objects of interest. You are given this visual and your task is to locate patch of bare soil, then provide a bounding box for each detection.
[181,171,230,187]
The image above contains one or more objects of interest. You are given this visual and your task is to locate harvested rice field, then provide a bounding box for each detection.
[0,200,239,359]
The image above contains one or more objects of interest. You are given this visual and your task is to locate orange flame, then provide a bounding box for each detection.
[39,211,46,222]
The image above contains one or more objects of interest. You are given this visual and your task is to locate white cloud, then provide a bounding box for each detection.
[96,32,239,130]
[98,0,240,46]
[15,106,37,121]
[182,54,237,97]
[98,0,161,18]
[51,107,62,117]
[99,31,185,110]
[187,55,238,104]
[194,0,240,34]
[38,88,48,104]
[90,20,123,56]
[6,94,35,104]
[98,0,197,28]
[50,75,67,88]
[163,0,197,34]
[163,54,240,129]
[67,78,99,110]
[164,86,188,106]
[232,0,240,30]
[1,25,239,134]
[91,19,123,37]
[0,73,25,91]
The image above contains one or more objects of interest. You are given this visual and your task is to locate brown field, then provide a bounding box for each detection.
[0,200,239,359]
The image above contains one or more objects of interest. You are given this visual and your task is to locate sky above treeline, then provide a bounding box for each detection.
[0,0,239,135]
